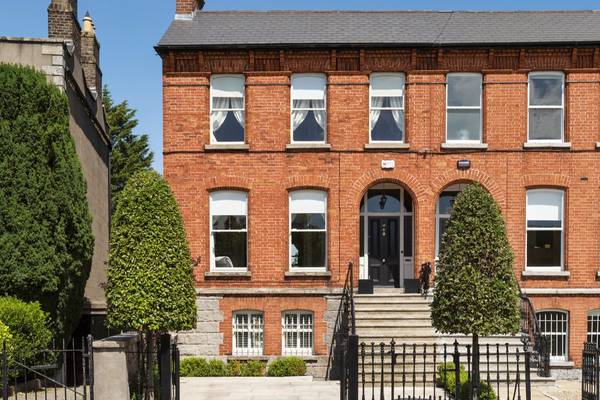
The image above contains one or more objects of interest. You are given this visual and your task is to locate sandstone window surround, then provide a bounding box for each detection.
[527,71,565,144]
[445,73,483,145]
[232,311,264,356]
[289,190,327,272]
[290,74,327,144]
[282,311,314,356]
[525,189,565,272]
[369,73,405,143]
[210,75,245,144]
[537,310,569,361]
[209,190,248,271]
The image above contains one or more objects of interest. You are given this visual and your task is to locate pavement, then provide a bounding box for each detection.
[180,377,581,400]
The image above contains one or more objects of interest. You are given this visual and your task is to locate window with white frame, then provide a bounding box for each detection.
[232,311,264,356]
[282,311,313,356]
[528,72,564,142]
[209,191,247,270]
[537,310,568,360]
[370,73,405,142]
[210,75,245,143]
[289,190,327,270]
[526,189,564,270]
[435,183,469,256]
[588,311,600,346]
[291,74,326,143]
[446,73,482,143]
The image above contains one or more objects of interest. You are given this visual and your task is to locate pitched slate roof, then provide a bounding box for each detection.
[157,10,600,49]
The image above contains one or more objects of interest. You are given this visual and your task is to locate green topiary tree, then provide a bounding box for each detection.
[106,171,197,394]
[0,64,94,340]
[431,183,520,400]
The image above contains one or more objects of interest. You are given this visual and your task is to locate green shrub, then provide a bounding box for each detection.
[0,63,94,340]
[436,361,497,400]
[226,360,242,377]
[460,380,497,400]
[206,359,228,377]
[267,357,307,377]
[180,357,209,377]
[0,297,52,365]
[0,320,12,349]
[240,360,265,377]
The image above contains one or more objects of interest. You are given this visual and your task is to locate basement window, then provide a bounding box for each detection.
[537,310,568,361]
[370,73,405,142]
[528,72,564,142]
[211,75,245,144]
[291,74,327,143]
[210,191,247,271]
[282,311,313,356]
[232,311,264,356]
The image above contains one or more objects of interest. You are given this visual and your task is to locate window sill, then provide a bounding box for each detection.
[204,271,251,278]
[284,271,332,278]
[285,143,331,151]
[441,142,488,150]
[227,355,269,361]
[522,270,570,278]
[204,144,250,151]
[596,142,600,149]
[523,142,571,149]
[364,143,410,150]
[550,360,575,368]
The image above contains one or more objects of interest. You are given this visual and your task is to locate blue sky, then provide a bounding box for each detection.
[2,0,599,172]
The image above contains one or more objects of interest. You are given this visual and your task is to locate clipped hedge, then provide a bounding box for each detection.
[437,362,496,400]
[0,297,52,365]
[266,357,307,377]
[0,321,12,350]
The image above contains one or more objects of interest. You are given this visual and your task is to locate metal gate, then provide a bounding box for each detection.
[1,336,94,400]
[583,342,600,400]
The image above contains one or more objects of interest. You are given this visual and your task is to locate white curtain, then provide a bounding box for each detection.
[231,98,244,126]
[390,97,404,131]
[370,97,384,129]
[211,97,230,132]
[313,109,326,131]
[292,100,310,132]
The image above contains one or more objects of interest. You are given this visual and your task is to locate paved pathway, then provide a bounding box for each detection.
[180,377,580,400]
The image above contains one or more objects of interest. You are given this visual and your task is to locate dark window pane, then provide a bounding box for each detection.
[530,77,562,106]
[371,110,404,141]
[527,220,561,229]
[438,217,450,250]
[360,216,364,255]
[527,230,562,267]
[529,109,562,140]
[447,75,481,107]
[291,213,325,230]
[367,189,401,213]
[214,232,246,268]
[213,111,244,142]
[291,231,326,268]
[403,216,413,257]
[213,215,246,230]
[293,110,325,142]
[447,109,481,141]
[438,191,460,215]
[404,191,413,213]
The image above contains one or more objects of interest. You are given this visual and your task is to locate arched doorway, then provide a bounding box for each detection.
[359,183,414,289]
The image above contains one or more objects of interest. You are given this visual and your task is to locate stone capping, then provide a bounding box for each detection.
[285,143,332,151]
[522,288,600,295]
[549,360,575,368]
[284,271,332,278]
[523,141,572,149]
[521,270,570,278]
[204,144,250,151]
[196,288,343,296]
[204,271,251,278]
[364,143,410,150]
[93,333,138,350]
[441,142,489,150]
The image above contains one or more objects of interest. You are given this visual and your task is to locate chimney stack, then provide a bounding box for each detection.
[81,12,102,96]
[176,0,205,16]
[48,0,80,56]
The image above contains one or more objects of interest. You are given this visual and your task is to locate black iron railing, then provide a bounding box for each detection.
[519,287,551,377]
[583,342,600,400]
[359,340,533,400]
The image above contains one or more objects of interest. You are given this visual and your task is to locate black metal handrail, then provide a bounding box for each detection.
[519,286,551,377]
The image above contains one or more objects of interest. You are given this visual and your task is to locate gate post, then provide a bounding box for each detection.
[348,335,359,400]
[159,334,172,400]
[453,341,461,400]
[524,349,532,400]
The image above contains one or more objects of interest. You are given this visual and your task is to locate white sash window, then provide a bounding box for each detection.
[210,191,247,270]
[526,189,564,271]
[289,190,327,270]
[446,73,482,143]
[370,73,405,142]
[528,72,564,142]
[211,75,245,143]
[291,74,326,143]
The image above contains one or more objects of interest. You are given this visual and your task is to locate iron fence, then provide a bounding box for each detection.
[1,336,93,400]
[583,342,600,400]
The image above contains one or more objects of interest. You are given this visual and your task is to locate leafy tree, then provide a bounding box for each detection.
[0,64,94,340]
[103,87,153,212]
[431,183,520,399]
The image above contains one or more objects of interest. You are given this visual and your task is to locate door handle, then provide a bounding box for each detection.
[382,258,386,263]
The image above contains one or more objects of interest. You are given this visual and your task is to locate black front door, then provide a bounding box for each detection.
[368,216,400,287]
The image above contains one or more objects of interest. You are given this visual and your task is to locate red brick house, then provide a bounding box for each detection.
[157,2,600,377]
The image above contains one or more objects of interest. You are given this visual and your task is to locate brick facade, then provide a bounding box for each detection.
[161,45,600,370]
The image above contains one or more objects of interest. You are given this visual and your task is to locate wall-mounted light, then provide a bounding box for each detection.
[457,160,471,170]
